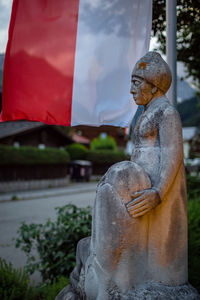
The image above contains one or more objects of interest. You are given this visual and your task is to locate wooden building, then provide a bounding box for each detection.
[0,121,73,148]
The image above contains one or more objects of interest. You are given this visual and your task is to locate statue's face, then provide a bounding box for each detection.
[130,75,154,106]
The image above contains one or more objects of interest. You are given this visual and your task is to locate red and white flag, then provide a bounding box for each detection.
[0,0,152,127]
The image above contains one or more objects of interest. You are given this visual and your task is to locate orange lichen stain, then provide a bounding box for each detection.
[113,243,123,267]
[138,62,147,70]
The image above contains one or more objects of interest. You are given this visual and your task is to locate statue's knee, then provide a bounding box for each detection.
[76,237,91,265]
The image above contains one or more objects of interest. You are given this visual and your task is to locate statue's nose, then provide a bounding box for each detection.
[130,85,136,94]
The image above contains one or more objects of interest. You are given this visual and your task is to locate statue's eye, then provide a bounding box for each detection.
[132,80,141,86]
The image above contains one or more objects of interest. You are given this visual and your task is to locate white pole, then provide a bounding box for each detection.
[166,0,177,107]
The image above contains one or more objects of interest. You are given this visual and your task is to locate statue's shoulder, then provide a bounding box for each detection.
[151,97,181,124]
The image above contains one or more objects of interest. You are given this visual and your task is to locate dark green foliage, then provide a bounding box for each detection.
[86,149,129,164]
[90,135,117,151]
[187,175,200,200]
[153,0,200,89]
[26,276,69,300]
[16,204,92,283]
[0,258,68,300]
[66,143,88,160]
[177,97,200,127]
[188,198,200,292]
[0,258,30,300]
[0,145,70,165]
[37,276,69,300]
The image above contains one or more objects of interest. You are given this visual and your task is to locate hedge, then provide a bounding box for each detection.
[0,146,70,165]
[86,149,129,164]
[86,150,130,174]
[66,143,88,160]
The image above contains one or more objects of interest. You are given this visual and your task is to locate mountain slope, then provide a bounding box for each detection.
[177,97,200,127]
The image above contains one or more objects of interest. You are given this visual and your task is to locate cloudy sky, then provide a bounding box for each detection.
[0,0,12,53]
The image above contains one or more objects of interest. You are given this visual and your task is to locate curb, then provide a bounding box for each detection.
[0,183,97,203]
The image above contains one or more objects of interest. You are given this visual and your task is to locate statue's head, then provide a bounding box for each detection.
[130,51,172,106]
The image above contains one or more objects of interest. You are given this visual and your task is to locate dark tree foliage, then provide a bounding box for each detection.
[177,97,200,127]
[152,0,200,88]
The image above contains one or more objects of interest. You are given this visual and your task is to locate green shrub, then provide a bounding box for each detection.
[188,198,200,292]
[86,149,129,164]
[66,143,88,160]
[27,276,69,300]
[38,276,69,300]
[16,204,92,283]
[187,174,200,199]
[0,257,30,300]
[90,135,117,151]
[0,258,68,300]
[0,146,70,165]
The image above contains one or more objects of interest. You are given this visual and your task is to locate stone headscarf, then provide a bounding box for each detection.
[132,52,172,94]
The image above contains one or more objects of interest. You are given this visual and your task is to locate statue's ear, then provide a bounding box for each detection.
[151,86,157,94]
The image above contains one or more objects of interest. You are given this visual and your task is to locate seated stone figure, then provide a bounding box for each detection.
[56,52,199,300]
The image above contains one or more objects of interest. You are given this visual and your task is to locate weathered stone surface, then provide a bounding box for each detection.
[56,281,200,300]
[55,52,199,299]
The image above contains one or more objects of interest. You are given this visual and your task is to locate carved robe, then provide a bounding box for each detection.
[130,96,188,284]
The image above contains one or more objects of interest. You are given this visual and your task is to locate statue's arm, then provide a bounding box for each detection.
[153,107,183,200]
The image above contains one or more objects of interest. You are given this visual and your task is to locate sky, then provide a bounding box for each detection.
[0,0,12,53]
[0,0,192,85]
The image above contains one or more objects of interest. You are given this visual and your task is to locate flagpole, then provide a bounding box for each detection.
[166,0,177,107]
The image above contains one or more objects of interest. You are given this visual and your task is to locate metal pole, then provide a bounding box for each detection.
[166,0,177,107]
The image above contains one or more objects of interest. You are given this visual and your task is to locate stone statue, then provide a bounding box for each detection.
[55,52,200,299]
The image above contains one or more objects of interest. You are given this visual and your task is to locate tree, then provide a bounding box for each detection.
[152,0,200,89]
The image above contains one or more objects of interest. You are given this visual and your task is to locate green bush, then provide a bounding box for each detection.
[187,174,200,199]
[0,257,30,300]
[188,198,200,292]
[27,276,69,300]
[0,146,70,165]
[66,143,88,160]
[0,258,68,300]
[86,149,129,164]
[90,135,117,151]
[36,276,69,300]
[16,204,92,283]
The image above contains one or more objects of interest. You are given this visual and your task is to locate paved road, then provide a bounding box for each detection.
[0,183,97,283]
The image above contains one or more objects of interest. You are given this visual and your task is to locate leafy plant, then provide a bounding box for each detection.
[16,204,92,283]
[0,257,30,300]
[90,135,117,151]
[188,198,200,292]
[27,276,69,300]
[0,145,70,165]
[38,276,69,300]
[66,143,88,160]
[187,174,200,200]
[0,258,69,300]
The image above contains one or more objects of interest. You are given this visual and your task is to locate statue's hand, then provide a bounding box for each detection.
[126,188,161,218]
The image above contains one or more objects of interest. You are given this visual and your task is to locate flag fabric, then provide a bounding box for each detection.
[1,0,152,127]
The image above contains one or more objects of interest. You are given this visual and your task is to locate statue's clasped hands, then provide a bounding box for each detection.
[126,188,161,218]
